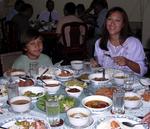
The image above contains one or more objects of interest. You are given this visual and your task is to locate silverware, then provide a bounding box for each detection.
[122,122,147,127]
[102,68,105,79]
[104,53,111,58]
[37,77,47,85]
[40,68,49,77]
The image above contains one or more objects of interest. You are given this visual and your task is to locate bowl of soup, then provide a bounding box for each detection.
[70,60,84,70]
[43,79,61,94]
[82,95,112,114]
[67,107,91,127]
[9,96,31,113]
[88,73,110,85]
[124,92,141,109]
[113,72,127,85]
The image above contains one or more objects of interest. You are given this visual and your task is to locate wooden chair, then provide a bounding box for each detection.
[0,51,22,74]
[0,18,20,52]
[60,22,88,64]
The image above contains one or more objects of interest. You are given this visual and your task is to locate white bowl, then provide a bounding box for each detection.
[82,95,112,114]
[140,78,150,86]
[70,60,84,70]
[124,92,141,108]
[55,69,74,81]
[10,96,31,113]
[65,86,83,98]
[88,73,110,85]
[67,107,91,127]
[113,72,127,85]
[10,71,26,76]
[19,86,46,100]
[43,79,61,94]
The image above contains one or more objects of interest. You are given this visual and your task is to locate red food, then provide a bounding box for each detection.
[111,120,120,129]
[18,79,34,87]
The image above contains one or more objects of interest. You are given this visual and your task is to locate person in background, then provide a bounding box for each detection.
[56,2,83,46]
[142,112,150,127]
[12,28,53,73]
[11,3,33,34]
[90,7,147,76]
[6,0,25,22]
[38,0,60,23]
[76,4,85,19]
[86,0,108,58]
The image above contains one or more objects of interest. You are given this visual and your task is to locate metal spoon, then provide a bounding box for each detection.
[37,77,47,85]
[122,122,147,127]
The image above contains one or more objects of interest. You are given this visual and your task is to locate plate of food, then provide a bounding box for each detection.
[64,79,87,88]
[0,115,50,129]
[36,94,77,113]
[96,115,146,129]
[19,86,46,100]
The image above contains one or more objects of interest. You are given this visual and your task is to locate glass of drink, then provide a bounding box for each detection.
[7,82,19,103]
[124,72,134,91]
[112,88,125,114]
[29,62,39,78]
[46,97,60,127]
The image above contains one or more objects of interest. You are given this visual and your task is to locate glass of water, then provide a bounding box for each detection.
[46,97,60,126]
[112,88,125,114]
[124,72,134,91]
[29,62,39,78]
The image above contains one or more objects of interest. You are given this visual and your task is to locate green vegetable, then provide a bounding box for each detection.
[36,94,76,112]
[64,79,87,88]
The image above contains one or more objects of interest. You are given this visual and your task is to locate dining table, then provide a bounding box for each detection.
[0,65,150,129]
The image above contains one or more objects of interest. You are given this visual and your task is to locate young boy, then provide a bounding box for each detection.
[12,28,53,73]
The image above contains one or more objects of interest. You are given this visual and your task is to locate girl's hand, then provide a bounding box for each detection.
[113,56,128,66]
[90,58,99,67]
[142,112,150,127]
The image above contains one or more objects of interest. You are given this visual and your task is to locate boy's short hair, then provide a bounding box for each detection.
[21,27,42,48]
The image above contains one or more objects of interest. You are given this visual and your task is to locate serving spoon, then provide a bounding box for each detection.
[122,122,147,127]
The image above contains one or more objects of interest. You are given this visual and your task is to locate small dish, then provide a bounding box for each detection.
[140,78,150,86]
[65,86,83,98]
[55,69,74,81]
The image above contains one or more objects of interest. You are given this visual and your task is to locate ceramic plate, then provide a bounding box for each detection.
[96,115,146,129]
[0,115,50,129]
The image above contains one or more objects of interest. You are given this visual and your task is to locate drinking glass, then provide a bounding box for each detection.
[29,62,39,78]
[124,72,134,91]
[112,89,125,114]
[7,82,19,102]
[46,98,60,126]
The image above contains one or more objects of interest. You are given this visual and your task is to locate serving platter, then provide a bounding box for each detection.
[0,115,50,129]
[96,115,147,129]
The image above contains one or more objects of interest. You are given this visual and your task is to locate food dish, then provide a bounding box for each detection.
[95,87,117,98]
[64,79,87,88]
[0,115,50,129]
[96,115,146,129]
[19,86,46,100]
[65,115,95,129]
[36,94,77,113]
[88,73,110,85]
[55,69,74,81]
[78,73,90,82]
[82,95,112,114]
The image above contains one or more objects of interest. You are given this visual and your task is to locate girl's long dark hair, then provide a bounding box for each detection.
[100,7,133,50]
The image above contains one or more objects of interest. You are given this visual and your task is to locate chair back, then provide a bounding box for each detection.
[62,22,88,47]
[0,51,22,73]
[0,18,20,52]
[61,22,88,64]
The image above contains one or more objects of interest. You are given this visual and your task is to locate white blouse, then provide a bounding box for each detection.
[94,36,148,76]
